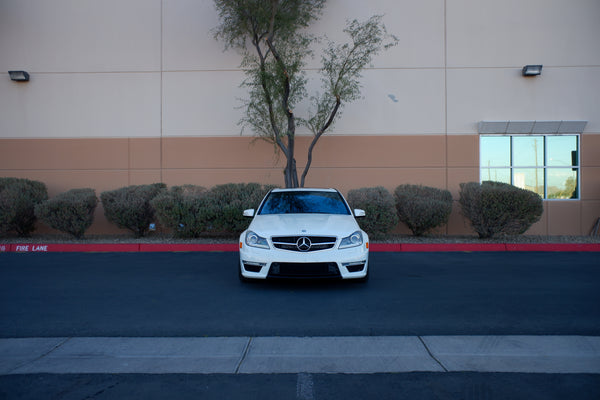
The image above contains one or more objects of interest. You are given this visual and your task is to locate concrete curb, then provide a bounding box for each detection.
[1,242,599,253]
[2,336,599,375]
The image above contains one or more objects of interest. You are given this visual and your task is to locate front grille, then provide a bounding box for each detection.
[272,236,337,252]
[268,262,341,279]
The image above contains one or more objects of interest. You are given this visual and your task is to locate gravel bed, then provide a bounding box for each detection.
[1,233,598,244]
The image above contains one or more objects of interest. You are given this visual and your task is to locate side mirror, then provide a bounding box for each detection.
[243,209,255,217]
[354,209,366,218]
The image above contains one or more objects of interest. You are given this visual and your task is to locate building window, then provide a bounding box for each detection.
[480,135,579,200]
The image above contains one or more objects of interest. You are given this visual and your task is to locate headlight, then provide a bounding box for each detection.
[339,231,363,249]
[245,231,270,249]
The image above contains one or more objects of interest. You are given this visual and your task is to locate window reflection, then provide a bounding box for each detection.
[259,191,350,215]
[479,134,579,200]
[513,168,544,196]
[547,169,578,199]
[547,136,578,167]
[513,136,543,166]
[480,168,510,184]
[480,136,510,167]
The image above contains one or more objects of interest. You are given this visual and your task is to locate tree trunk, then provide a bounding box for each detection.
[284,134,299,188]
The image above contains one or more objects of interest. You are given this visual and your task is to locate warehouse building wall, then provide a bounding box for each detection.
[1,0,599,235]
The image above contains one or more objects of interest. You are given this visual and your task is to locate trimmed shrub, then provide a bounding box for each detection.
[35,188,98,239]
[151,183,277,238]
[0,178,48,237]
[394,184,453,236]
[100,183,166,237]
[0,177,23,192]
[204,183,278,234]
[347,186,399,238]
[151,185,211,238]
[459,181,543,238]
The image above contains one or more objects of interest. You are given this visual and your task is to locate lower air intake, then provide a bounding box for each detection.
[268,262,341,279]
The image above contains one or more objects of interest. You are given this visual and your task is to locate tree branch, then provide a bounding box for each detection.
[251,30,288,158]
[265,0,298,187]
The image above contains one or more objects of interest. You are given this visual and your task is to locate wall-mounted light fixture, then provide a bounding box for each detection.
[8,71,30,82]
[522,65,542,76]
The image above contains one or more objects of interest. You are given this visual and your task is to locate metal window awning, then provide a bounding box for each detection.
[478,121,587,134]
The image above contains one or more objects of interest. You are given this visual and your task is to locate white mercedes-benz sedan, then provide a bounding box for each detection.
[239,188,369,282]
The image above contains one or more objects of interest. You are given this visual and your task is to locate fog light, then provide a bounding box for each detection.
[343,262,366,273]
[243,261,265,273]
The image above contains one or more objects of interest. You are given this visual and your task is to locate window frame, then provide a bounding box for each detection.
[479,134,580,200]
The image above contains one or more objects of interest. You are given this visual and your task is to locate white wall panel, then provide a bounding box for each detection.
[162,0,241,71]
[447,0,600,68]
[162,68,445,137]
[162,70,246,136]
[446,67,600,134]
[0,73,161,138]
[162,0,445,71]
[1,0,599,140]
[313,68,446,135]
[309,0,445,69]
[0,0,161,72]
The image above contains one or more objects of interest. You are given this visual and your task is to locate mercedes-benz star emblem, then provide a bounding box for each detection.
[296,237,312,252]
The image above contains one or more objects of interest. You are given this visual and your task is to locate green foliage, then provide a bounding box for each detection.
[548,176,578,199]
[152,183,277,238]
[0,177,22,192]
[214,0,323,144]
[35,188,98,239]
[315,16,397,108]
[100,183,166,237]
[151,185,211,238]
[205,183,278,234]
[394,184,453,236]
[213,0,325,50]
[347,186,398,238]
[0,178,48,237]
[213,1,397,187]
[459,181,544,238]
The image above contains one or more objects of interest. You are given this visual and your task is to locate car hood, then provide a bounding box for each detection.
[248,214,361,237]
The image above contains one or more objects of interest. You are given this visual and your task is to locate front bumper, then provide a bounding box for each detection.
[239,238,369,280]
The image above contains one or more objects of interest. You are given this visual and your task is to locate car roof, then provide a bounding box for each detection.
[270,188,338,193]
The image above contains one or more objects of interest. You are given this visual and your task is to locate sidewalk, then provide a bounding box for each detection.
[2,336,599,375]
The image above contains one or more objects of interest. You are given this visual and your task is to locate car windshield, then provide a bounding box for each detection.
[258,191,351,215]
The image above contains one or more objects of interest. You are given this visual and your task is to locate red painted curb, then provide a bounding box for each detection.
[505,243,600,252]
[139,243,239,252]
[1,242,599,253]
[369,243,402,252]
[400,243,508,252]
[6,243,139,252]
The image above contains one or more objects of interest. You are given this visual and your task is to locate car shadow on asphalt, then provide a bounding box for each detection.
[239,277,369,292]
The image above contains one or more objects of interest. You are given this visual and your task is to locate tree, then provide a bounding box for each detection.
[213,0,397,187]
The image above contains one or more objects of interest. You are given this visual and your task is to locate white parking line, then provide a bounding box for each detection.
[296,373,315,400]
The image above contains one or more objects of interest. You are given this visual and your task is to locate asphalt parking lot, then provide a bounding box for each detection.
[1,251,599,337]
[1,251,599,399]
